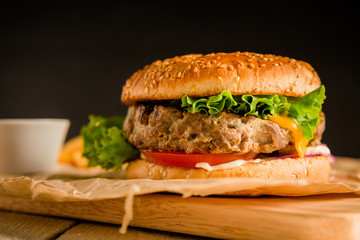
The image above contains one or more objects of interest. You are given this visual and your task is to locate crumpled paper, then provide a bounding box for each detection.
[1,156,360,232]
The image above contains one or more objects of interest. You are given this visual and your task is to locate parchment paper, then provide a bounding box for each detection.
[1,156,360,233]
[1,156,360,200]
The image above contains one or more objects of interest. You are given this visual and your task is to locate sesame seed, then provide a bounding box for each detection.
[218,76,223,81]
[148,171,153,176]
[273,63,279,66]
[144,86,149,93]
[193,66,199,72]
[297,74,302,78]
[260,63,266,67]
[248,63,255,69]
[236,76,240,82]
[228,65,234,71]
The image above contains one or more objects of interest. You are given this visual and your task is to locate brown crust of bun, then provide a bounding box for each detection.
[125,155,331,182]
[121,52,321,104]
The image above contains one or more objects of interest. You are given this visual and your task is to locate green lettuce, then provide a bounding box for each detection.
[178,86,326,140]
[287,85,326,139]
[80,115,139,170]
[180,90,238,114]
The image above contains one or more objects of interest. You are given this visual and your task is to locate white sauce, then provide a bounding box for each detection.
[306,145,331,155]
[195,145,332,171]
[195,159,264,171]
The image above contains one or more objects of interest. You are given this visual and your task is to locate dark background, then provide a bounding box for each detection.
[0,2,359,157]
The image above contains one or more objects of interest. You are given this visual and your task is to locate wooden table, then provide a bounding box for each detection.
[0,209,211,240]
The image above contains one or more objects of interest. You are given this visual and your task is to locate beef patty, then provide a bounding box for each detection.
[123,104,325,155]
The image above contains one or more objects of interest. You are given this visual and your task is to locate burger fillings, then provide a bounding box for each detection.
[80,52,332,181]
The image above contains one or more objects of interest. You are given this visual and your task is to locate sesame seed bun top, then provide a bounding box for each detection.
[121,52,321,104]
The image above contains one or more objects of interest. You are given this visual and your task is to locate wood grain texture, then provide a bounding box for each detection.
[1,193,360,240]
[0,210,76,240]
[56,222,211,240]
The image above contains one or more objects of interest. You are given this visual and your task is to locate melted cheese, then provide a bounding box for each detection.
[268,114,309,157]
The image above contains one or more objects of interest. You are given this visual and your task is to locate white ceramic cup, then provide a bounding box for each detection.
[0,119,70,173]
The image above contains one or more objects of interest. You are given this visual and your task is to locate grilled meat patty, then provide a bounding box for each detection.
[123,104,325,155]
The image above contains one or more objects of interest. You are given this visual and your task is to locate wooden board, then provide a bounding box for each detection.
[0,210,208,240]
[0,211,76,240]
[56,222,209,240]
[1,193,360,240]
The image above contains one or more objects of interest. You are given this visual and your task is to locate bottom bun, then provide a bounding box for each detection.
[125,155,332,182]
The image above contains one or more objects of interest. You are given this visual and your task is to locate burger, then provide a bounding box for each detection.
[80,52,332,181]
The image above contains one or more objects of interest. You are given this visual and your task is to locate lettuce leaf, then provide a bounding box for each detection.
[177,86,326,140]
[80,115,139,170]
[234,94,291,118]
[181,90,238,114]
[287,85,326,139]
[181,90,291,119]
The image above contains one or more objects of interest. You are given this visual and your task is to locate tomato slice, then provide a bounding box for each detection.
[141,151,257,168]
